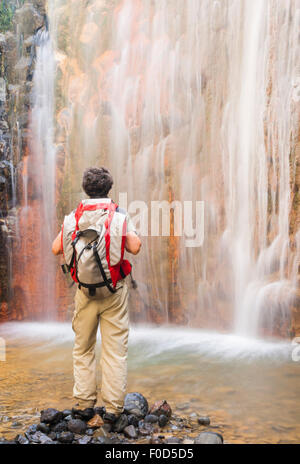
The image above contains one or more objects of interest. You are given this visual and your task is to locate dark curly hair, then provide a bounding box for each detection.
[82,167,113,198]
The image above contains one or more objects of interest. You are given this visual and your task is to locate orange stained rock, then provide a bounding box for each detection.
[83,94,101,127]
[68,73,89,104]
[93,50,117,75]
[57,108,72,135]
[79,22,99,45]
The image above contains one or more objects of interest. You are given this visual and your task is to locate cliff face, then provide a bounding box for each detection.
[0,1,299,338]
[0,0,46,320]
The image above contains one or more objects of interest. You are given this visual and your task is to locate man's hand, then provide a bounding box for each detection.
[125,231,141,255]
[52,231,63,256]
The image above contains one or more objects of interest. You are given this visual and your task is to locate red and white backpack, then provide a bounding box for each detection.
[61,199,132,296]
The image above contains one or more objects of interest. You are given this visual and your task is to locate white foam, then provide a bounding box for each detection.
[0,322,292,362]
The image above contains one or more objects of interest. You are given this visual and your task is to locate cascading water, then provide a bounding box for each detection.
[0,2,300,445]
[46,0,299,337]
[11,25,57,319]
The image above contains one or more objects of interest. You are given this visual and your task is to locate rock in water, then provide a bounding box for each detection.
[62,409,72,418]
[138,421,154,436]
[78,435,92,444]
[57,431,74,444]
[165,437,181,444]
[158,414,168,427]
[52,421,68,433]
[124,392,149,418]
[40,408,62,425]
[194,432,223,444]
[67,419,87,435]
[197,416,210,426]
[145,414,158,423]
[149,400,172,418]
[127,415,139,427]
[36,423,50,434]
[30,431,54,444]
[87,414,104,428]
[15,435,30,444]
[123,425,138,439]
[26,424,38,435]
[113,414,128,433]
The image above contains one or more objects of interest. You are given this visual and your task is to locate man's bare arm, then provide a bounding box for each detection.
[125,231,141,255]
[52,231,63,256]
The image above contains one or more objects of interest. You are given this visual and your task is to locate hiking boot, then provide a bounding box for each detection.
[72,400,96,409]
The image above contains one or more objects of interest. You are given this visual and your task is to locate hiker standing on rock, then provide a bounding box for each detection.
[52,167,141,424]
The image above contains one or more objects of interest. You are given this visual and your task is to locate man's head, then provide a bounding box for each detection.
[82,167,113,198]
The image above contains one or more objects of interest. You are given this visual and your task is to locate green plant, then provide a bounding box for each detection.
[0,1,14,32]
[0,0,26,33]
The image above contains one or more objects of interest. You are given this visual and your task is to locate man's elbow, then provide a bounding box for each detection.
[131,239,142,255]
[52,245,58,256]
[52,241,61,256]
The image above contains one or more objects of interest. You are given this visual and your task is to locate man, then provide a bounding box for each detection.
[52,167,141,423]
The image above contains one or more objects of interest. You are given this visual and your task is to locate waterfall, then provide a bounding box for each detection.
[12,25,57,319]
[36,0,300,335]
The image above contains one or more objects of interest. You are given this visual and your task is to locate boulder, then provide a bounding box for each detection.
[124,392,148,418]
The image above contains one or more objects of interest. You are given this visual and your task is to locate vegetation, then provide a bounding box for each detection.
[0,0,25,33]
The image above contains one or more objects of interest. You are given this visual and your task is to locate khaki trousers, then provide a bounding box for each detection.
[72,283,129,415]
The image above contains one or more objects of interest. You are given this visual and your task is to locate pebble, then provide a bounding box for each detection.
[31,431,54,444]
[123,425,138,439]
[194,432,223,444]
[198,416,210,426]
[145,414,158,423]
[78,435,92,444]
[40,408,62,425]
[176,403,190,410]
[52,421,68,433]
[164,437,181,444]
[149,400,172,418]
[57,431,74,444]
[87,414,104,428]
[26,424,38,435]
[11,422,22,428]
[67,419,87,435]
[15,435,30,444]
[127,414,139,427]
[158,414,168,427]
[36,422,49,434]
[113,414,128,433]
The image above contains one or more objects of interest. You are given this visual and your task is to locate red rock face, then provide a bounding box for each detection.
[1,1,299,341]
